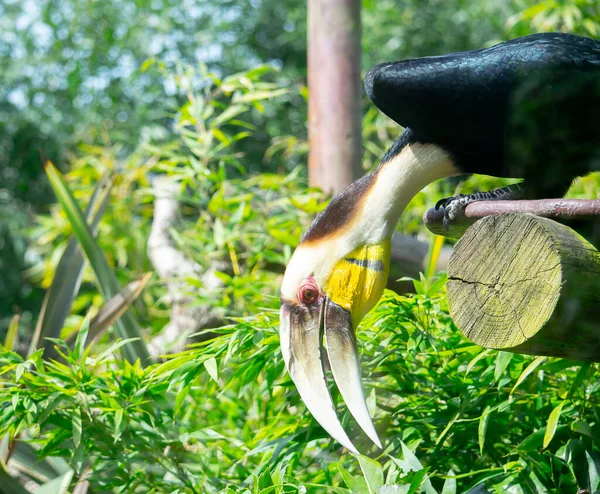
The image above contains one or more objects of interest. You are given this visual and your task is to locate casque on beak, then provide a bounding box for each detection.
[279,241,390,453]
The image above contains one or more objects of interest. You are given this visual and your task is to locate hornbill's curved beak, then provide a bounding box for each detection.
[279,241,390,452]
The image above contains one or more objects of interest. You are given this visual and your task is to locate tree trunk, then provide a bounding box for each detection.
[308,0,362,194]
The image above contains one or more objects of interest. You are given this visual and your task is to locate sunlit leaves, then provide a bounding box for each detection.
[44,161,151,365]
[356,455,384,494]
[478,406,492,455]
[544,401,566,449]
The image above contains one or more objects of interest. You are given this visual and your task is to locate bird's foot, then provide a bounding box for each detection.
[435,184,523,229]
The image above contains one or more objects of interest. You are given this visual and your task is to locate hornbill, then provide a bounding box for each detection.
[280,32,600,452]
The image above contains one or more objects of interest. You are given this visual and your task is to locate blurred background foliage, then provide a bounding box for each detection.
[2,0,600,331]
[1,0,600,492]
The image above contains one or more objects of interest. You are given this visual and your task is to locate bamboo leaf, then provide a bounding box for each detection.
[233,88,289,103]
[425,235,445,280]
[441,469,457,494]
[391,442,437,494]
[204,357,219,383]
[465,349,492,376]
[4,315,20,352]
[96,338,142,364]
[494,351,513,382]
[478,406,493,455]
[337,463,369,494]
[73,316,91,362]
[44,162,151,365]
[212,104,248,128]
[435,411,459,447]
[511,356,547,395]
[543,401,566,449]
[356,455,384,494]
[72,408,82,448]
[587,451,600,492]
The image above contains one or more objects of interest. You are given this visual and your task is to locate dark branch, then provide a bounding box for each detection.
[424,199,600,238]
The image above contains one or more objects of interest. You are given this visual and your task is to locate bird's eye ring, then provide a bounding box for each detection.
[298,282,320,305]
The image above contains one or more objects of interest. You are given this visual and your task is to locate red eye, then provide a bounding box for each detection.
[298,281,320,305]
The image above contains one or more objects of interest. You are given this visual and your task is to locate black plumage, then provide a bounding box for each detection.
[366,32,600,197]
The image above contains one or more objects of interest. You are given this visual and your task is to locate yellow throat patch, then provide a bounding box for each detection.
[324,239,391,327]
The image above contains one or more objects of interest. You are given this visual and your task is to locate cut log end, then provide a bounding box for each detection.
[447,213,600,361]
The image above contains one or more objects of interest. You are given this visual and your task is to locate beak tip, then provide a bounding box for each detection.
[340,438,359,455]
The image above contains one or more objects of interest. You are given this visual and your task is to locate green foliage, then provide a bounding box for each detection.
[3,1,600,492]
[1,277,599,492]
[30,63,319,339]
[44,162,151,364]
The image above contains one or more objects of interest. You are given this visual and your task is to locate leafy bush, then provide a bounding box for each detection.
[1,277,599,492]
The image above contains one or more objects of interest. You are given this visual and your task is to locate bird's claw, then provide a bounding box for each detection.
[436,185,523,230]
[436,194,470,230]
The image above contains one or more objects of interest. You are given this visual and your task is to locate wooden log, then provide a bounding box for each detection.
[446,213,600,360]
[424,199,600,238]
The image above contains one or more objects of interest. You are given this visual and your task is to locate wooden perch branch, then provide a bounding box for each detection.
[424,199,600,238]
[447,213,600,361]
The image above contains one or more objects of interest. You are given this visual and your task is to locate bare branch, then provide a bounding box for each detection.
[424,199,600,238]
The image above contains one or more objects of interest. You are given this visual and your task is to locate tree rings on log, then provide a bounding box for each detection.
[447,213,600,361]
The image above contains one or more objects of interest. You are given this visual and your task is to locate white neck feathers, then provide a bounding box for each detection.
[280,142,459,302]
[356,142,459,242]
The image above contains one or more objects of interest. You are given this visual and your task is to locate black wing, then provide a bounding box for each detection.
[365,33,600,158]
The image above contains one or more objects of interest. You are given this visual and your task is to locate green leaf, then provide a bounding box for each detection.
[425,235,445,281]
[571,420,593,438]
[204,357,219,383]
[543,401,566,449]
[4,315,20,351]
[478,406,493,455]
[391,442,436,494]
[73,315,90,361]
[214,219,226,247]
[338,463,369,494]
[233,88,290,103]
[35,470,75,494]
[212,127,231,146]
[511,356,547,395]
[72,408,82,448]
[96,338,142,364]
[465,349,492,376]
[436,412,459,447]
[114,409,124,441]
[494,351,513,382]
[587,451,600,492]
[378,486,410,494]
[212,105,248,127]
[441,469,456,494]
[44,162,150,365]
[356,455,384,494]
[426,272,447,297]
